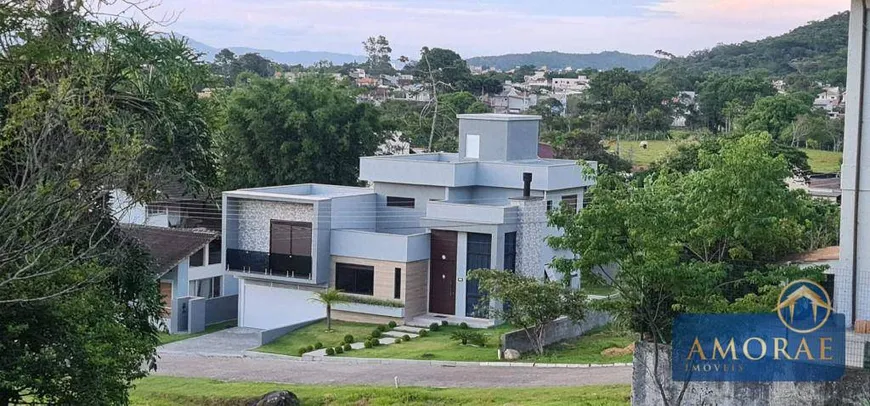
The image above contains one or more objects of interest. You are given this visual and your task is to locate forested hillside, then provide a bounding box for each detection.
[652,12,849,89]
[466,51,661,71]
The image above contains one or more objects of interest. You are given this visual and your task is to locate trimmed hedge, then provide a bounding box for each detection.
[325,347,335,356]
[343,343,352,351]
[344,334,354,344]
[388,321,397,328]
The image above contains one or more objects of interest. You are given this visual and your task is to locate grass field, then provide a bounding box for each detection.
[157,320,236,345]
[256,320,379,355]
[520,327,635,365]
[335,324,515,362]
[130,376,631,406]
[607,140,843,174]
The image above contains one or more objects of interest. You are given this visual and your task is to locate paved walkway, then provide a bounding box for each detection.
[159,327,263,356]
[153,352,633,388]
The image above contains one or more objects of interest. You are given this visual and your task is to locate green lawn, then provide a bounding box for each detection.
[580,282,617,297]
[335,324,515,362]
[130,376,631,406]
[608,139,843,173]
[256,320,379,355]
[521,327,636,365]
[157,320,236,345]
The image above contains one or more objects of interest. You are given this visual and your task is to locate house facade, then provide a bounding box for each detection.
[223,114,596,330]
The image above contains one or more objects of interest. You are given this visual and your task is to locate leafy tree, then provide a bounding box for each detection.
[236,52,275,78]
[739,93,812,140]
[0,2,215,404]
[308,289,349,331]
[586,68,673,137]
[210,50,275,85]
[469,269,587,355]
[414,47,472,91]
[545,130,632,173]
[218,75,386,189]
[549,133,834,344]
[362,35,394,75]
[696,73,776,132]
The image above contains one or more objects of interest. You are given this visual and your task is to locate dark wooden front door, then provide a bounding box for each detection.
[429,230,457,315]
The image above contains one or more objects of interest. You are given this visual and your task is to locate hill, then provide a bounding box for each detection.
[182,36,365,66]
[465,51,661,71]
[652,12,849,87]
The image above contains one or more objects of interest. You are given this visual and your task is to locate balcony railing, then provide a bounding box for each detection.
[226,249,312,280]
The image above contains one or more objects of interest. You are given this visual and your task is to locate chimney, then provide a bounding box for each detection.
[523,173,532,198]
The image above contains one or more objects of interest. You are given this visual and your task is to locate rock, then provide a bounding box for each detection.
[252,390,300,406]
[503,349,521,360]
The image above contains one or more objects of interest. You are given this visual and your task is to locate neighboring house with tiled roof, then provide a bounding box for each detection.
[123,224,236,334]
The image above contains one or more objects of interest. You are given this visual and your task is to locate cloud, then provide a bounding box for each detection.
[127,0,847,58]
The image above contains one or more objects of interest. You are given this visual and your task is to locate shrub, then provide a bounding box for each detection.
[343,343,352,351]
[419,329,429,337]
[441,320,448,326]
[306,345,314,352]
[344,334,355,344]
[338,340,345,346]
[450,331,488,346]
[388,321,397,328]
[297,347,308,356]
[314,342,323,350]
[335,346,344,354]
[377,325,387,332]
[429,322,440,332]
[364,340,373,348]
[325,347,335,356]
[459,322,469,329]
[371,329,382,338]
[402,334,411,342]
[393,338,401,345]
[372,339,381,347]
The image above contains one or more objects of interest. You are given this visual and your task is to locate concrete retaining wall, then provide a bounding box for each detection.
[632,341,870,406]
[204,294,238,325]
[258,318,325,346]
[501,310,612,353]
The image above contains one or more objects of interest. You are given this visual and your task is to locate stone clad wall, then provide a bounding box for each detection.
[509,197,545,280]
[501,311,613,353]
[632,341,870,406]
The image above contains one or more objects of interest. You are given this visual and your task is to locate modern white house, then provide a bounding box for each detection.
[222,114,596,330]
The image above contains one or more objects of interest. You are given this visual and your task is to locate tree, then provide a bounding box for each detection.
[546,130,632,173]
[739,93,812,140]
[413,47,472,91]
[362,35,394,75]
[696,73,776,132]
[218,75,386,189]
[236,52,275,78]
[309,289,349,331]
[0,2,215,404]
[469,269,587,355]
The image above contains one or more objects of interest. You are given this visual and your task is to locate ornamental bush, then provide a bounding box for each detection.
[419,330,429,337]
[306,345,314,352]
[335,346,344,354]
[314,342,323,350]
[364,340,373,348]
[344,334,354,343]
[371,329,382,338]
[343,343,352,351]
[429,322,440,332]
[372,339,381,347]
[377,325,387,332]
[388,321,397,328]
[402,334,411,342]
[459,322,469,329]
[297,347,308,356]
[325,347,335,356]
[441,320,449,327]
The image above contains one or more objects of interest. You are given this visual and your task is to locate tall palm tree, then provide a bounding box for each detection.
[309,288,348,331]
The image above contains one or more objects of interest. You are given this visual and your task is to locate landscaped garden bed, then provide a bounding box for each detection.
[255,320,379,355]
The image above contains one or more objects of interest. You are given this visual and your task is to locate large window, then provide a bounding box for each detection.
[336,263,375,295]
[270,220,312,278]
[504,232,517,272]
[386,196,415,208]
[466,233,492,317]
[189,248,204,267]
[190,276,221,299]
[208,238,222,265]
[562,195,578,212]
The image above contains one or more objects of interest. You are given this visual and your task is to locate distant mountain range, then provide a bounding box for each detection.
[182,37,366,66]
[465,51,662,72]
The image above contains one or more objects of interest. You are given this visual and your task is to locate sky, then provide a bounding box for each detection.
[116,0,847,58]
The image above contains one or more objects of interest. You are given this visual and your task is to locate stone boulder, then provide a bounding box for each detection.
[503,349,521,360]
[251,390,300,406]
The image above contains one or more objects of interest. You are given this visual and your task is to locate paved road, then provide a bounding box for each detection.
[159,327,262,356]
[153,353,633,388]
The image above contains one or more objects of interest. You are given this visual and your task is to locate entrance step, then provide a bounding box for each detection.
[392,325,426,334]
[383,330,419,339]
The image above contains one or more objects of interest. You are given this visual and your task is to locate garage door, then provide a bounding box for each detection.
[240,281,324,329]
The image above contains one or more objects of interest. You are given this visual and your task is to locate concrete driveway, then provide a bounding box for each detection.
[158,327,263,357]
